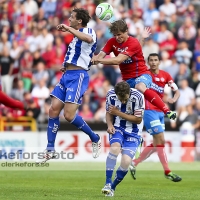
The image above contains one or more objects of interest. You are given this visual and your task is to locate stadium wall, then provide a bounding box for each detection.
[0,131,192,162]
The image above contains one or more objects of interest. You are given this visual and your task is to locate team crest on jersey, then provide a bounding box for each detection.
[160,77,165,82]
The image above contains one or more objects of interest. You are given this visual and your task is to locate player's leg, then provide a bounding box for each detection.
[154,113,182,182]
[109,134,141,196]
[0,90,25,110]
[63,70,101,158]
[129,110,159,179]
[134,74,176,120]
[102,131,123,196]
[35,81,65,164]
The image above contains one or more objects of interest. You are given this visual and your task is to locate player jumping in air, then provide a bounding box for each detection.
[36,8,101,164]
[92,20,176,120]
[102,81,144,197]
[129,53,182,182]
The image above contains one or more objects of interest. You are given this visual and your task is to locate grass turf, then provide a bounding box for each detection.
[0,162,200,200]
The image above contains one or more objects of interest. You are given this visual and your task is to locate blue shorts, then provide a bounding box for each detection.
[126,74,152,88]
[143,110,165,135]
[51,70,89,105]
[109,127,141,159]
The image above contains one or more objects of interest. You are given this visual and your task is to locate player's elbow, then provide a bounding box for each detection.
[86,37,93,44]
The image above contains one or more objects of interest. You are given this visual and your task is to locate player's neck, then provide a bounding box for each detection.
[150,69,159,74]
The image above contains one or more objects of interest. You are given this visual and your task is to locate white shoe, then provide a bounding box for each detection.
[35,149,57,164]
[101,183,111,195]
[92,134,101,158]
[105,189,114,197]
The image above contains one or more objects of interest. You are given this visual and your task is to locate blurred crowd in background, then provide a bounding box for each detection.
[0,0,200,131]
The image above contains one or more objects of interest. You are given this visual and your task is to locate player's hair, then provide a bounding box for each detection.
[109,20,128,34]
[115,81,130,98]
[72,8,91,27]
[147,53,160,61]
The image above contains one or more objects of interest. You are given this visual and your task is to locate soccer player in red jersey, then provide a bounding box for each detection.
[129,53,182,182]
[92,20,176,120]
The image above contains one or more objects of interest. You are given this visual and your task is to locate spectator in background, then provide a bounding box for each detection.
[176,79,195,116]
[164,56,179,80]
[159,51,172,71]
[24,0,39,17]
[159,0,176,22]
[26,27,40,53]
[41,0,57,19]
[10,79,26,102]
[94,101,106,122]
[20,51,33,91]
[0,46,14,95]
[143,0,159,27]
[159,32,178,58]
[32,61,49,86]
[174,62,190,87]
[174,41,192,65]
[142,37,159,62]
[178,17,196,40]
[0,32,11,54]
[23,91,40,119]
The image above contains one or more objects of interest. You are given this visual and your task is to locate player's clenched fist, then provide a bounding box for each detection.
[107,125,115,134]
[57,24,70,32]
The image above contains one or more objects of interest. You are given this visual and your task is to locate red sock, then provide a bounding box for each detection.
[156,145,171,175]
[133,143,156,166]
[0,91,24,110]
[143,89,170,114]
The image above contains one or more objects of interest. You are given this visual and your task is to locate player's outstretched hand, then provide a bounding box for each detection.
[91,56,100,65]
[107,125,115,134]
[57,24,69,32]
[142,27,151,39]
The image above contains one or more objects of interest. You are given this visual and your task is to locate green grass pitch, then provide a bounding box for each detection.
[0,162,200,200]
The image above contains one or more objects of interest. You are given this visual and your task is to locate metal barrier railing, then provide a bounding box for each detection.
[0,116,37,131]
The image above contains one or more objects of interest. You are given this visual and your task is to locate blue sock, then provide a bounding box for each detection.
[111,166,128,190]
[70,115,99,142]
[106,152,118,184]
[46,117,60,151]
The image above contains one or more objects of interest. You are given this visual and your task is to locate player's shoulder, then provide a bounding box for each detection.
[130,88,144,99]
[106,88,116,98]
[128,36,139,43]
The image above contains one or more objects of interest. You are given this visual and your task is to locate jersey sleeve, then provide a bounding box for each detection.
[82,28,96,42]
[101,38,114,55]
[106,89,115,111]
[120,38,141,57]
[133,91,145,118]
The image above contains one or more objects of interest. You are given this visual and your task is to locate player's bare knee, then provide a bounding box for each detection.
[110,144,121,155]
[135,83,146,93]
[63,112,75,122]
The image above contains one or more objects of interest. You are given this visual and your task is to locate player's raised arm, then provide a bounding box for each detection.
[138,27,151,46]
[57,24,93,44]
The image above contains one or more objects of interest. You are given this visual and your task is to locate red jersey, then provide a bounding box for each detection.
[102,36,148,80]
[146,70,173,112]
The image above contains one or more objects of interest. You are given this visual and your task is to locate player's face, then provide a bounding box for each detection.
[148,56,160,70]
[69,12,81,29]
[117,94,129,104]
[113,31,128,43]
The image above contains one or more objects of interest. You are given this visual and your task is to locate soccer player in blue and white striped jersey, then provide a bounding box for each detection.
[36,8,101,164]
[101,81,145,197]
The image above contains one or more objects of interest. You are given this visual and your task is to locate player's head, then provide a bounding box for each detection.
[109,20,128,43]
[69,8,91,29]
[115,81,130,104]
[147,53,160,70]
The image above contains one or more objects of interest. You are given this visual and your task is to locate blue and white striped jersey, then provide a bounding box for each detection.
[63,27,97,70]
[106,88,145,134]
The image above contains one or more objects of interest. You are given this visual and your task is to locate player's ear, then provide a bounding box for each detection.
[78,19,82,25]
